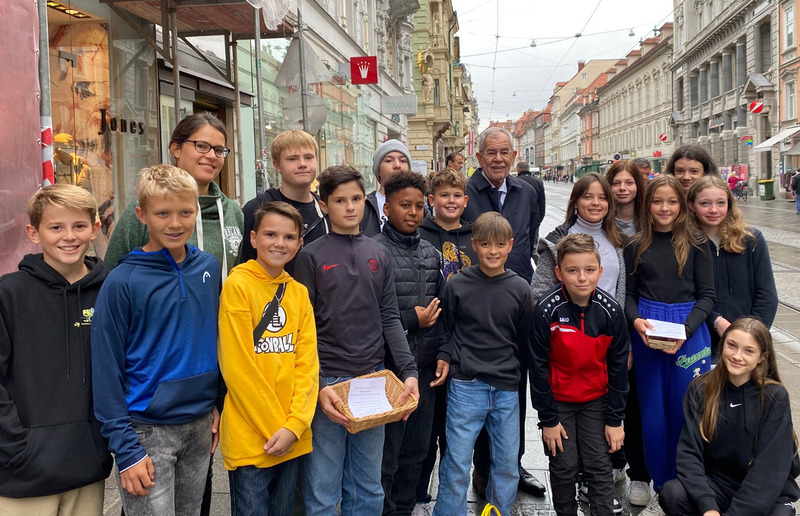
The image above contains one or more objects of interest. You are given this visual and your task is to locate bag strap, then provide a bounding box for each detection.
[253,282,287,344]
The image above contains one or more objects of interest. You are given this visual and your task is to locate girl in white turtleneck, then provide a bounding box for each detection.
[531,173,627,305]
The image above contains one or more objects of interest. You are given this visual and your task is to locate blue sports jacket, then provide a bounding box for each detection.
[92,246,220,472]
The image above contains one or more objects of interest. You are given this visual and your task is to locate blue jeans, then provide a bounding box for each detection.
[229,460,299,516]
[796,193,800,214]
[302,376,385,516]
[433,378,520,516]
[118,412,213,516]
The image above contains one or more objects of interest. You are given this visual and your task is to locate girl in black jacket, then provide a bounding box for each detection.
[660,317,799,516]
[687,175,778,356]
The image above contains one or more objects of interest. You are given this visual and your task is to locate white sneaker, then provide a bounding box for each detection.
[613,467,626,483]
[639,493,665,516]
[411,502,434,516]
[628,480,653,506]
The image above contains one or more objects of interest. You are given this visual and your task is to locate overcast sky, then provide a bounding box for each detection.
[453,0,674,130]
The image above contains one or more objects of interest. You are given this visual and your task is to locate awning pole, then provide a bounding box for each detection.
[171,1,181,125]
[232,36,245,203]
[254,7,268,190]
[298,7,309,132]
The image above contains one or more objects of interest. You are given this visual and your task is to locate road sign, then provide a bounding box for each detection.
[659,133,668,142]
[749,100,765,113]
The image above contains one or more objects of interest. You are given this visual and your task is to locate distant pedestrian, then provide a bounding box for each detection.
[445,152,465,172]
[516,161,546,265]
[792,171,800,214]
[633,158,653,185]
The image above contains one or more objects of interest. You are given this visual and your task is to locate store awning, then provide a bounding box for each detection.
[753,126,800,152]
[785,140,800,155]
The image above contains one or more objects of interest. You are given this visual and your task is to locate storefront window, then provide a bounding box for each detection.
[48,0,157,257]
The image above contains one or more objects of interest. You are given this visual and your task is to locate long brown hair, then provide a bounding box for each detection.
[564,173,625,248]
[698,318,792,444]
[687,175,753,253]
[629,175,703,276]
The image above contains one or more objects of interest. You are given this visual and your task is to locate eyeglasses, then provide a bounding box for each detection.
[184,139,230,158]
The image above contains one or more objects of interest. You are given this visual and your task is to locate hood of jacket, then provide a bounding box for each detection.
[232,259,294,285]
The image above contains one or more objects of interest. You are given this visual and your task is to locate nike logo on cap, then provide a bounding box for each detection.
[730,403,742,408]
[322,263,341,270]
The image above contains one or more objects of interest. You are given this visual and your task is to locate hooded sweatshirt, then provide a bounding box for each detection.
[0,255,112,498]
[418,216,478,282]
[92,246,220,472]
[439,265,533,391]
[103,181,244,277]
[218,261,318,470]
[678,379,800,515]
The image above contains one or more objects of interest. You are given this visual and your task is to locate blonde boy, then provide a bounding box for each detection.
[0,185,111,515]
[218,201,318,514]
[240,130,328,270]
[419,168,478,281]
[92,165,221,516]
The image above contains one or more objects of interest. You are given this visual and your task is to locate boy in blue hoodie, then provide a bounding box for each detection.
[92,165,221,516]
[0,184,112,515]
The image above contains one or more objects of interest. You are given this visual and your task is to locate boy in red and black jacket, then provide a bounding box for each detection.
[529,233,629,516]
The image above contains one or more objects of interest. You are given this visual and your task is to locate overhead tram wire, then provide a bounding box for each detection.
[488,0,500,121]
[530,0,603,109]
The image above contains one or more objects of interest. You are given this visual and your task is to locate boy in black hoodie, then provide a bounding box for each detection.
[0,185,112,514]
[372,171,448,515]
[432,212,534,516]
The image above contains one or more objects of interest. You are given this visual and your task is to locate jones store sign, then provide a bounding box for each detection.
[381,95,418,115]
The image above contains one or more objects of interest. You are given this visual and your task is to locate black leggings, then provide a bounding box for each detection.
[660,478,796,516]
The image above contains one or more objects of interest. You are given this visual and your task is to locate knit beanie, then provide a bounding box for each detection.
[372,139,412,183]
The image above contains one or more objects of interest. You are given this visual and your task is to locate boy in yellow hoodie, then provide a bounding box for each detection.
[218,201,318,515]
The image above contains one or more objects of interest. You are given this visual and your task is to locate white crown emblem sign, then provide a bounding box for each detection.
[358,61,370,79]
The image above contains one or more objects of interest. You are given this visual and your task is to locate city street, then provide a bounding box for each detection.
[102,180,800,515]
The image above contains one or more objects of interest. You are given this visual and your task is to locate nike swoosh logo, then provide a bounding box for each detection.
[730,403,742,408]
[322,263,341,270]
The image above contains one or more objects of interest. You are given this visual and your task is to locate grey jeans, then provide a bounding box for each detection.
[117,412,213,516]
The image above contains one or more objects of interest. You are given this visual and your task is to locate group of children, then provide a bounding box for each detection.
[1,126,797,516]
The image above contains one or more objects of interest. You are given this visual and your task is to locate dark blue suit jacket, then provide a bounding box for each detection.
[463,169,540,282]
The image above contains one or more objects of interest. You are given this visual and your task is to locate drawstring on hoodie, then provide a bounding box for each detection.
[62,287,70,382]
[195,197,229,283]
[62,284,88,384]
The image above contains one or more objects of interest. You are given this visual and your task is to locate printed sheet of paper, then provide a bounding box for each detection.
[645,319,687,340]
[348,377,393,418]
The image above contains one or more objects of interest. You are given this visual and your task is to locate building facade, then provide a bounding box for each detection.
[3,0,423,275]
[597,23,674,172]
[670,0,778,184]
[408,0,478,172]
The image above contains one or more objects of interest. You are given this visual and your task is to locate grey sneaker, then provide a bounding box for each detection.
[639,493,665,516]
[411,502,434,516]
[628,480,653,506]
[613,467,626,483]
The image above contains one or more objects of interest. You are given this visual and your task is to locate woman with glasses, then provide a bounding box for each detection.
[104,112,244,279]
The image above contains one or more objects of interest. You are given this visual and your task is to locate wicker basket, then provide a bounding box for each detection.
[331,370,418,434]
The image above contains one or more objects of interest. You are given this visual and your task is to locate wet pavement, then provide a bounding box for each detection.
[103,180,800,515]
